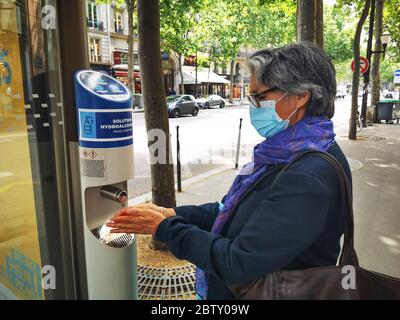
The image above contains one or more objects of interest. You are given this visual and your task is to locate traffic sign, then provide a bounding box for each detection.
[394,70,400,84]
[351,56,369,74]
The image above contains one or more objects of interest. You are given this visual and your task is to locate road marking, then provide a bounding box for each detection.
[48,93,55,98]
[24,104,31,109]
[57,103,63,107]
[32,94,39,98]
[41,103,48,108]
[34,114,41,118]
[43,123,50,127]
[50,112,56,117]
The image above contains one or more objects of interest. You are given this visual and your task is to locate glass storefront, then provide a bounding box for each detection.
[0,0,70,300]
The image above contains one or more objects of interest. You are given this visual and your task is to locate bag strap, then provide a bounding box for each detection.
[273,150,359,267]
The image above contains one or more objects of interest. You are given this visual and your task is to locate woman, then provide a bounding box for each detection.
[107,42,352,300]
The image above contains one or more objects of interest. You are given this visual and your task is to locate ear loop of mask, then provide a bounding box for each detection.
[274,92,298,122]
[285,106,300,122]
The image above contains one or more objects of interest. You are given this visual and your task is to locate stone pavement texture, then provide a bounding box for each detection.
[130,123,400,279]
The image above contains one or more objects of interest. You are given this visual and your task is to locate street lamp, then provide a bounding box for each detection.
[380,31,391,55]
[372,31,391,59]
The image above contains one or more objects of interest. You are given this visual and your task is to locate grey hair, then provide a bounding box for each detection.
[247,42,336,118]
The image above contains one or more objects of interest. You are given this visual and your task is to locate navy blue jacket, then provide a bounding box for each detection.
[155,142,352,300]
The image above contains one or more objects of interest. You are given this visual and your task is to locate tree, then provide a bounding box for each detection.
[193,0,296,102]
[349,0,371,140]
[360,0,375,127]
[160,0,205,94]
[370,0,385,114]
[297,0,324,47]
[384,0,400,60]
[324,4,355,63]
[380,58,400,86]
[191,0,250,102]
[137,0,176,250]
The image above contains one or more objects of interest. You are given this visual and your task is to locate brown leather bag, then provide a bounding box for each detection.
[228,150,400,300]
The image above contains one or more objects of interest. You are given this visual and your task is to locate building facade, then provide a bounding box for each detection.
[85,0,180,96]
[84,1,254,100]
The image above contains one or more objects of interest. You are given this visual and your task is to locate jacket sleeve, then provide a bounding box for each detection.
[155,171,331,285]
[173,202,220,232]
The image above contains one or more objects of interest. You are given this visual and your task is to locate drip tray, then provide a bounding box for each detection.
[137,265,196,300]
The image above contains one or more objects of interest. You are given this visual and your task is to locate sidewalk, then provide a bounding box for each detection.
[130,123,400,279]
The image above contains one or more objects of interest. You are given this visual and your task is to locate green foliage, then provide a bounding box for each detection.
[168,0,297,67]
[245,0,296,48]
[160,0,205,57]
[380,58,400,84]
[324,4,356,63]
[384,0,400,59]
[335,58,354,83]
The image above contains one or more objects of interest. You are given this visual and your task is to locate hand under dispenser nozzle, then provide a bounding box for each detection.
[100,185,128,206]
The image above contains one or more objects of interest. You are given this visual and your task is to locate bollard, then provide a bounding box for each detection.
[235,118,243,170]
[176,125,182,192]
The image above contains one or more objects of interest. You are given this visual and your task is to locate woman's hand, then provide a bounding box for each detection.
[106,207,166,235]
[135,202,176,218]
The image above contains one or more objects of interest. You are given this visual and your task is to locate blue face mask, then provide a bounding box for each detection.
[249,93,298,138]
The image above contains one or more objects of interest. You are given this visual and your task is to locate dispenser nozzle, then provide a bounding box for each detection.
[100,185,128,206]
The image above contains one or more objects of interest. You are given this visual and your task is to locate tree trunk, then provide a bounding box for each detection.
[371,0,385,122]
[137,0,176,250]
[229,59,235,104]
[296,0,324,48]
[126,0,135,96]
[361,0,375,127]
[349,0,371,140]
[177,52,185,94]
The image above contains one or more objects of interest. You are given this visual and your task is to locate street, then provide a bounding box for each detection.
[129,97,354,198]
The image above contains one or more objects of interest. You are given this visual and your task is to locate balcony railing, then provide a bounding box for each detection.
[115,28,124,34]
[87,19,104,31]
[89,54,102,63]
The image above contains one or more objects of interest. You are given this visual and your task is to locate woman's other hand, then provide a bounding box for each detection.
[106,207,167,235]
[135,202,176,218]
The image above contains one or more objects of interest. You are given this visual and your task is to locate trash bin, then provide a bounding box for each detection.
[377,100,396,122]
[393,101,400,123]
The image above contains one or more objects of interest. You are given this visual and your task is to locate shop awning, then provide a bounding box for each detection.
[180,66,230,84]
[112,64,140,78]
[114,70,140,78]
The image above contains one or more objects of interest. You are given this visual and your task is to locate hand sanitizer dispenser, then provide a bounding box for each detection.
[74,70,136,299]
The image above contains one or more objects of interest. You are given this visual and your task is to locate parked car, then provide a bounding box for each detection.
[383,92,395,99]
[166,95,199,118]
[336,93,346,99]
[195,95,225,109]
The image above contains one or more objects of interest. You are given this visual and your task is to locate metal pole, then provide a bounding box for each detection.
[235,118,243,170]
[195,49,198,97]
[176,126,182,192]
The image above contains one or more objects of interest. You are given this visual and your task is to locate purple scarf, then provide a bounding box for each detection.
[195,115,336,299]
